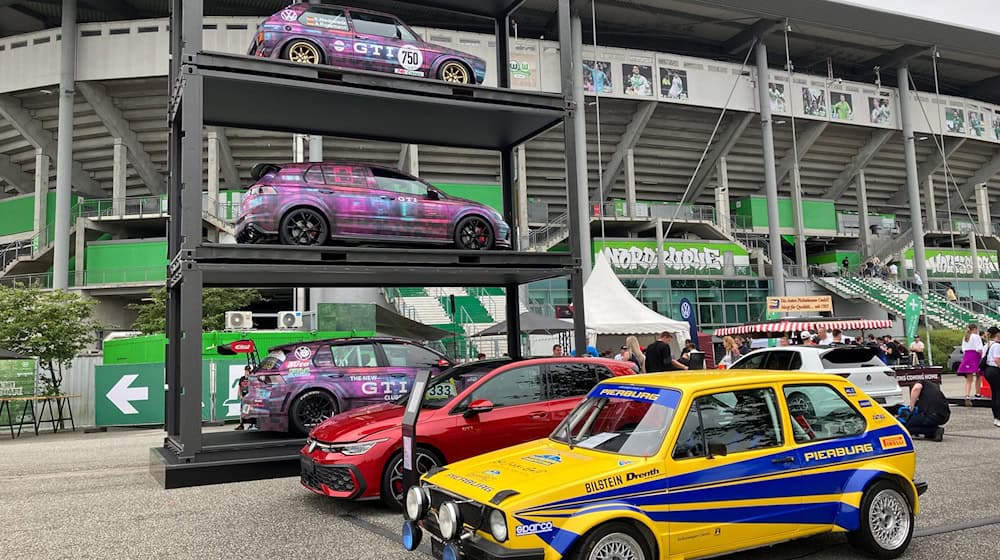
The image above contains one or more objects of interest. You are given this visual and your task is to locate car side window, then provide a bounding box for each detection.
[300,7,349,31]
[330,343,378,368]
[457,365,542,410]
[351,11,401,39]
[784,384,866,443]
[763,351,793,370]
[381,343,440,368]
[546,363,600,399]
[672,388,783,459]
[312,345,334,367]
[371,168,428,196]
[396,21,418,42]
[730,351,767,369]
[321,165,369,188]
[303,165,325,184]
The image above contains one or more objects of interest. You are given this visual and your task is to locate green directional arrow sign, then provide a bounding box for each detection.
[95,363,164,426]
[904,293,922,345]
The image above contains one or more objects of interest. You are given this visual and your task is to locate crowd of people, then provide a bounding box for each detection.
[551,331,698,374]
[956,323,1000,427]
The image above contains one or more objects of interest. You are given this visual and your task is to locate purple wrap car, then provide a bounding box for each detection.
[241,337,453,434]
[235,161,511,249]
[248,3,487,84]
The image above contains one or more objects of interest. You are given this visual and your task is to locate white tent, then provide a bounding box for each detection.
[583,251,690,339]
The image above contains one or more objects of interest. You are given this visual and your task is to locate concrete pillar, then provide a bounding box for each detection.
[292,134,313,313]
[112,138,127,216]
[569,11,592,278]
[516,146,529,250]
[33,150,49,237]
[401,144,418,175]
[625,148,637,217]
[857,169,871,258]
[52,0,78,290]
[924,175,937,229]
[715,157,731,235]
[755,40,785,295]
[74,218,85,286]
[898,65,929,296]
[655,218,666,276]
[789,149,808,277]
[309,135,323,163]
[976,183,991,235]
[205,130,219,216]
[970,231,980,279]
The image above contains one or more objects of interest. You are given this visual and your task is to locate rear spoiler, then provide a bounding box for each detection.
[251,163,281,181]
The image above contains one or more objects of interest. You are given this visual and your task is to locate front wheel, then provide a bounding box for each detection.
[438,60,472,84]
[847,480,914,559]
[454,216,494,250]
[289,390,338,435]
[279,208,329,246]
[380,448,441,509]
[284,40,322,65]
[576,522,649,560]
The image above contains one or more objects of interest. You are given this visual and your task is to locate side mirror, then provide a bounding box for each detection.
[426,190,440,201]
[464,399,494,417]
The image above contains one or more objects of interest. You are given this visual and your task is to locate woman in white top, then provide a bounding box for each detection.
[982,329,1000,426]
[957,323,984,406]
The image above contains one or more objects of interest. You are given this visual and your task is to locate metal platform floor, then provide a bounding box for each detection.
[150,430,305,489]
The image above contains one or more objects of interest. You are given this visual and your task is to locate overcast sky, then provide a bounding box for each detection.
[836,0,1000,34]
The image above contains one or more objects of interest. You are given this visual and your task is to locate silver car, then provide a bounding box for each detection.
[728,346,906,408]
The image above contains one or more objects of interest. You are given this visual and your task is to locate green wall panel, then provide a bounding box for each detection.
[434,183,502,213]
[0,194,36,236]
[731,196,837,231]
[84,239,167,284]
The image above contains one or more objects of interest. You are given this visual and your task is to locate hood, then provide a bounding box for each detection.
[310,402,404,442]
[424,439,664,511]
[435,46,486,69]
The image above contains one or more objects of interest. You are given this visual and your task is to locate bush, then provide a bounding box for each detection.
[917,328,964,370]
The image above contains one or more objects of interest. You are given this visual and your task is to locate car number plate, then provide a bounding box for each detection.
[300,456,315,475]
[430,536,444,559]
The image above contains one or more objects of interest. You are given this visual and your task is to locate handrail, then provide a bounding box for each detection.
[528,211,569,250]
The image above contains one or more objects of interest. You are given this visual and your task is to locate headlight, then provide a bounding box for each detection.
[438,501,463,540]
[405,485,429,521]
[312,438,387,455]
[488,509,508,542]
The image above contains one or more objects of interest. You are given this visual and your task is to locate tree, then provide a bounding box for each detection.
[129,287,263,334]
[0,287,100,395]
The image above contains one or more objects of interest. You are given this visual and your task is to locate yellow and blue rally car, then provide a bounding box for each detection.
[402,370,926,560]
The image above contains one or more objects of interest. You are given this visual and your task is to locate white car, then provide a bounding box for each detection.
[728,346,906,409]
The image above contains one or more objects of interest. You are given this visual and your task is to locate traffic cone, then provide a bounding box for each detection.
[982,375,993,399]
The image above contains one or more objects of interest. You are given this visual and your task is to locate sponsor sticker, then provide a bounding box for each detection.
[844,387,857,395]
[522,454,561,466]
[872,413,886,422]
[332,39,346,52]
[879,434,907,450]
[515,521,553,536]
[803,443,874,462]
[397,44,424,71]
[858,399,872,408]
[445,473,494,493]
[617,459,634,467]
[293,346,312,360]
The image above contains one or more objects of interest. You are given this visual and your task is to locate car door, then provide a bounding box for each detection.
[346,10,407,75]
[446,364,548,458]
[296,5,352,66]
[667,386,798,558]
[729,350,770,370]
[378,341,448,397]
[319,342,385,409]
[320,164,375,237]
[369,168,448,239]
[544,362,611,426]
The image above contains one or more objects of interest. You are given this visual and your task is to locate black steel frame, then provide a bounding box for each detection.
[165,0,586,460]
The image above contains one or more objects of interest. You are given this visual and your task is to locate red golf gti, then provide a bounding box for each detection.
[300,357,637,508]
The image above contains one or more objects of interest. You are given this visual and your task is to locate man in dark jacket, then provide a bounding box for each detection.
[644,332,688,373]
[902,380,950,441]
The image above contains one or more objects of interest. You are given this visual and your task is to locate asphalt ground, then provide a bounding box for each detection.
[1,383,998,559]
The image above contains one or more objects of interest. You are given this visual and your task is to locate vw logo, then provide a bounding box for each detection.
[680,300,692,320]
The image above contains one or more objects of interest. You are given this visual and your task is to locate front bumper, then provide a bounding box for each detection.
[429,533,544,560]
[300,455,368,498]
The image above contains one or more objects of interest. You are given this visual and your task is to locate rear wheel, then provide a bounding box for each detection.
[454,216,494,250]
[438,60,472,84]
[284,40,322,65]
[576,522,649,560]
[380,448,441,510]
[847,480,914,559]
[279,208,329,246]
[289,390,338,435]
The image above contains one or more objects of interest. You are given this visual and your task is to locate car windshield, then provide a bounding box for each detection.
[393,359,509,409]
[551,384,681,457]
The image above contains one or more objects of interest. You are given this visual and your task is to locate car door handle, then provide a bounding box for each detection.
[771,456,796,464]
[528,411,548,419]
[380,195,395,200]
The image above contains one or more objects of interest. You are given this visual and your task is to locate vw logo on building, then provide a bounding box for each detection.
[680,299,692,320]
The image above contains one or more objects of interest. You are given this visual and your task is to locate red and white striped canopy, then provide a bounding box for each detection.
[714,319,894,337]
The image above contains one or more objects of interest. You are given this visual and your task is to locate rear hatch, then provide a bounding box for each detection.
[819,347,902,403]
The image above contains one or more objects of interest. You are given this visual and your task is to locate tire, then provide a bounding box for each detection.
[380,447,442,510]
[289,390,338,436]
[454,216,494,250]
[438,60,472,84]
[279,207,329,246]
[284,40,322,65]
[575,522,650,560]
[786,391,816,418]
[847,480,914,559]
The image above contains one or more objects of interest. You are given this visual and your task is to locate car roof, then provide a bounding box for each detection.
[604,369,847,393]
[492,357,634,370]
[290,3,397,20]
[269,336,434,351]
[264,161,406,173]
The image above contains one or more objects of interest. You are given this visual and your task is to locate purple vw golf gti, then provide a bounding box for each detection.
[236,162,511,249]
[248,3,487,84]
[242,337,453,435]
